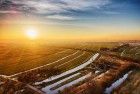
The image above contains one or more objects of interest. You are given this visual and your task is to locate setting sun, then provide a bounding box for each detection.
[25,28,38,39]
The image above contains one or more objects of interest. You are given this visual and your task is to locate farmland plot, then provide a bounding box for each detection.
[0,42,98,94]
[1,42,139,94]
[9,51,84,78]
[33,53,99,94]
[0,42,79,75]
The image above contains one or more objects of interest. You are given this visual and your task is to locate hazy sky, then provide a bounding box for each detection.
[0,0,140,41]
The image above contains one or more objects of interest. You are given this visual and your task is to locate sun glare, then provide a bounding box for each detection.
[25,28,38,39]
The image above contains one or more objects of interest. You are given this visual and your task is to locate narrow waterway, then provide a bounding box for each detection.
[35,53,99,85]
[41,73,80,94]
[104,71,132,94]
[42,72,92,94]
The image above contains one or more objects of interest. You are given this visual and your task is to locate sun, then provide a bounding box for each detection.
[25,28,38,39]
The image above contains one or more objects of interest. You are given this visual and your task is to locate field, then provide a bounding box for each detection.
[0,41,140,94]
[0,42,72,75]
[0,41,117,75]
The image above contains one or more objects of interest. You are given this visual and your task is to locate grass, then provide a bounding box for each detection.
[116,45,140,61]
[0,42,78,75]
[0,41,118,76]
[41,51,84,69]
[34,52,93,86]
[57,52,93,72]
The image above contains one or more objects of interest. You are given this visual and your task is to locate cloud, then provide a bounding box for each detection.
[103,11,120,15]
[0,10,20,14]
[0,0,111,20]
[60,0,110,10]
[46,15,75,20]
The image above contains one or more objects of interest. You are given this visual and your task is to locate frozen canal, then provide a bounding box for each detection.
[35,53,99,85]
[42,72,92,94]
[105,71,132,94]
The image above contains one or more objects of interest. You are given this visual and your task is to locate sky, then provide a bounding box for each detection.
[0,0,140,42]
